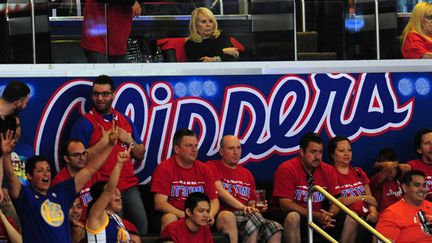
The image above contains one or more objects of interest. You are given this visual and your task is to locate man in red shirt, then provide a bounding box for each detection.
[70,75,148,235]
[406,128,432,201]
[271,132,341,243]
[207,135,283,243]
[151,129,236,242]
[376,170,432,242]
[161,192,214,243]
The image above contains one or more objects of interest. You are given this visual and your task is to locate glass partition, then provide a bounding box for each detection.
[0,0,414,63]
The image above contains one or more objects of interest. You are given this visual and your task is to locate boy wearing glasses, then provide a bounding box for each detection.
[376,170,432,242]
[70,74,148,235]
[270,132,341,243]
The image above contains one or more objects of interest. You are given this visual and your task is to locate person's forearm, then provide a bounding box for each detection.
[0,210,21,243]
[215,182,246,210]
[2,155,20,200]
[210,199,219,217]
[422,52,432,59]
[155,202,185,218]
[131,143,145,161]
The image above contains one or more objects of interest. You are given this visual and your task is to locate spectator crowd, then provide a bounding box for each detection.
[1,76,432,243]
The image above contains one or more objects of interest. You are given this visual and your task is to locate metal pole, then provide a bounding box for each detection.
[301,0,305,32]
[29,0,37,63]
[293,0,297,61]
[307,188,313,243]
[219,0,223,15]
[374,0,380,59]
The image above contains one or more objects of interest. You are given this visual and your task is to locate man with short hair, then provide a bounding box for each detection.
[207,135,283,243]
[1,125,115,243]
[161,192,214,243]
[152,128,237,242]
[406,128,432,201]
[376,170,432,242]
[271,132,341,243]
[0,80,31,202]
[51,138,96,221]
[70,74,148,234]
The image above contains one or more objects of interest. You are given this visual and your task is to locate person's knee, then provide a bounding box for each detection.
[217,210,237,231]
[161,213,178,230]
[284,211,300,229]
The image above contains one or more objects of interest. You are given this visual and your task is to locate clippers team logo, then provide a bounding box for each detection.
[40,199,64,227]
[34,73,414,184]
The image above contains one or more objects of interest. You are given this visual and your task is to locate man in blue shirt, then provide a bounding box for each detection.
[1,125,117,243]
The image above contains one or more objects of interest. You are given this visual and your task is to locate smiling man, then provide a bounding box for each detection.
[0,126,115,243]
[406,128,432,201]
[376,170,432,242]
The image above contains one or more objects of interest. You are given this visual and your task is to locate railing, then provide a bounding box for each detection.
[306,185,391,243]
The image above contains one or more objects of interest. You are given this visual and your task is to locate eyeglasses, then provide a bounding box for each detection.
[92,91,112,97]
[68,151,88,159]
[425,15,432,20]
[306,173,315,189]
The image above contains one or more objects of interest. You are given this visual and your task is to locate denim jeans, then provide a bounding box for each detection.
[119,186,148,235]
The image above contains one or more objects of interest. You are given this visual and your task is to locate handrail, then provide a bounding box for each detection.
[307,185,391,243]
[29,0,37,63]
[300,0,305,32]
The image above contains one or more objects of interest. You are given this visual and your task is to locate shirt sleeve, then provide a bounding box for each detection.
[324,166,341,196]
[248,170,257,201]
[355,167,370,185]
[375,209,401,241]
[203,165,218,200]
[70,117,94,148]
[402,32,431,59]
[272,164,295,199]
[151,164,171,196]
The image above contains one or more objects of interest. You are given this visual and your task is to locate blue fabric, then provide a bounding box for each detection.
[70,113,142,148]
[15,179,76,243]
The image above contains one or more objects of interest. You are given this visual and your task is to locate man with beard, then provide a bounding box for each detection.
[0,80,30,151]
[270,132,342,243]
[70,74,148,235]
[406,128,432,201]
[0,80,30,202]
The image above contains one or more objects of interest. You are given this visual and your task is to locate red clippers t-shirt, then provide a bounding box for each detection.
[151,156,218,210]
[207,160,256,211]
[272,156,341,211]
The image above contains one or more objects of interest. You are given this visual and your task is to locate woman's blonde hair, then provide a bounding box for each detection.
[402,1,432,45]
[188,7,221,43]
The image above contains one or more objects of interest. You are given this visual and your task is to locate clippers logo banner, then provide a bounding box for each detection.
[1,72,428,184]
